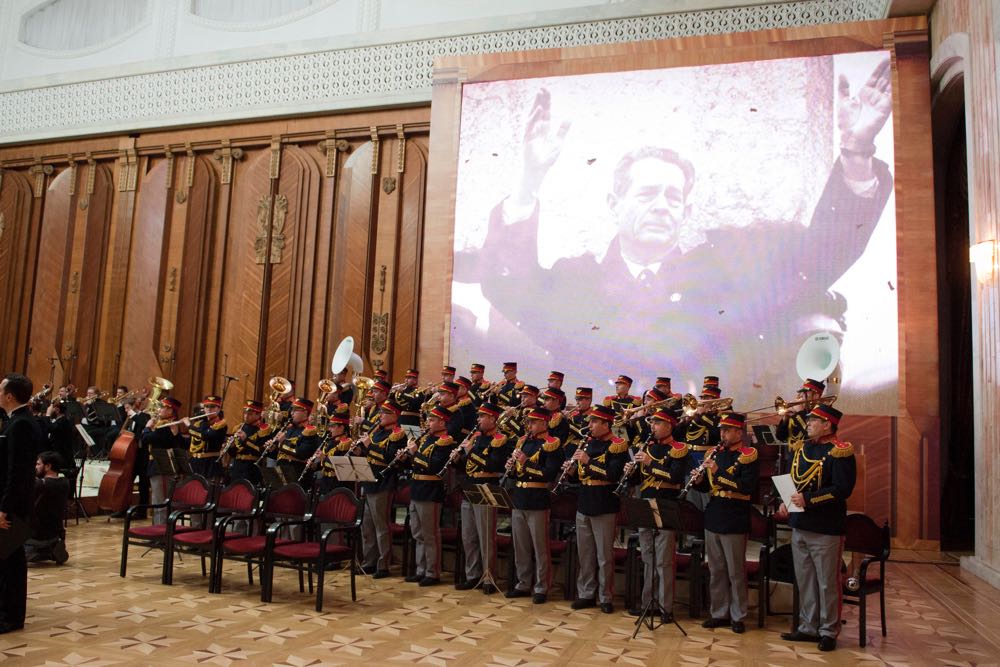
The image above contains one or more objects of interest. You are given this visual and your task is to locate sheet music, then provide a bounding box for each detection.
[647,498,663,529]
[772,474,804,512]
[75,424,95,447]
[481,484,497,506]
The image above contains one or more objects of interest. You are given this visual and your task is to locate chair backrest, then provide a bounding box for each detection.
[844,513,890,559]
[748,506,772,544]
[217,480,258,514]
[443,488,464,511]
[313,488,362,525]
[263,483,309,520]
[170,475,212,509]
[677,499,704,536]
[391,484,411,507]
[549,492,578,523]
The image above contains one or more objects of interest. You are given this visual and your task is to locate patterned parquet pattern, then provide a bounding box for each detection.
[2,520,999,666]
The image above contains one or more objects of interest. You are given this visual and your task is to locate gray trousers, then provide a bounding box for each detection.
[361,490,392,570]
[150,474,169,525]
[704,529,748,621]
[791,528,844,638]
[409,500,442,579]
[638,528,676,613]
[461,499,496,580]
[511,509,550,595]
[576,512,617,604]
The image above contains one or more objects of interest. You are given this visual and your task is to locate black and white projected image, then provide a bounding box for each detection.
[451,51,897,414]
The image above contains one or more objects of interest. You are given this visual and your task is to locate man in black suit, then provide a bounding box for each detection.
[0,373,47,634]
[455,58,894,388]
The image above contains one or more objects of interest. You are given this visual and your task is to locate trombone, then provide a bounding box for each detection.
[681,395,733,417]
[746,395,837,423]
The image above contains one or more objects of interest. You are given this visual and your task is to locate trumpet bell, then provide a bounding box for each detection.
[317,378,336,394]
[269,375,292,396]
[353,375,374,392]
[795,332,840,383]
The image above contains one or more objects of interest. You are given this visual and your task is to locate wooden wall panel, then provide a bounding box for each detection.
[0,171,34,373]
[392,139,428,376]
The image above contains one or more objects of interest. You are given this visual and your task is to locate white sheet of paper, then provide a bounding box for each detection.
[772,474,804,512]
[75,424,96,447]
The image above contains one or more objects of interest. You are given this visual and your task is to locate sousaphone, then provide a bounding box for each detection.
[795,332,841,383]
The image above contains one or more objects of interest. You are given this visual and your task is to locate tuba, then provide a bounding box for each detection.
[265,376,293,427]
[144,376,174,418]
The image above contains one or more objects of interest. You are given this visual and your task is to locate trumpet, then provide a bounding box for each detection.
[112,388,144,406]
[613,436,653,497]
[436,430,477,476]
[678,443,724,500]
[30,384,53,404]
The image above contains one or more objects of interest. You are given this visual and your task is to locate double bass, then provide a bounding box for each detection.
[96,431,137,514]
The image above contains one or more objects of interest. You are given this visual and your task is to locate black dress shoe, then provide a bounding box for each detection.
[731,621,746,634]
[780,630,821,643]
[372,569,391,579]
[0,623,24,634]
[404,574,423,583]
[505,588,530,598]
[110,511,126,519]
[627,608,643,617]
[418,577,441,587]
[818,636,837,652]
[600,602,614,614]
[701,617,730,629]
[532,593,547,604]
[361,564,378,575]
[571,598,596,610]
[455,580,478,590]
[482,584,498,595]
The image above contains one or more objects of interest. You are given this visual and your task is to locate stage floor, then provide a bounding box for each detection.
[4,521,998,666]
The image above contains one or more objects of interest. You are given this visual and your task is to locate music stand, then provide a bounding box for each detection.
[257,462,299,488]
[330,456,377,483]
[151,448,193,477]
[621,496,687,639]
[462,482,511,594]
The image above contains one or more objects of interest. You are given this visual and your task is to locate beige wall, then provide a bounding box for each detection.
[931,0,1000,588]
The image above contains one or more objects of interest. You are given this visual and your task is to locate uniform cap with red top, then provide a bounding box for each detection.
[645,388,667,402]
[442,365,456,375]
[798,378,827,394]
[703,375,720,387]
[372,380,391,393]
[719,412,747,429]
[162,397,182,412]
[478,401,502,418]
[525,407,551,422]
[470,363,485,372]
[701,386,722,399]
[807,403,842,425]
[649,408,678,427]
[655,376,672,387]
[520,384,539,397]
[405,368,419,378]
[291,397,314,412]
[243,400,264,413]
[380,400,402,415]
[328,407,350,426]
[547,370,564,381]
[202,395,223,407]
[502,362,517,372]
[588,404,617,422]
[438,381,460,395]
[429,406,452,421]
[373,369,388,380]
[542,387,565,402]
[575,387,593,398]
[615,375,633,386]
[455,376,472,389]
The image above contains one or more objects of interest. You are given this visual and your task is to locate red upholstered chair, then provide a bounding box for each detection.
[212,483,309,594]
[389,484,413,576]
[441,488,465,586]
[119,475,212,578]
[161,480,259,586]
[842,514,890,647]
[673,499,706,618]
[261,488,364,611]
[745,506,775,628]
[549,492,578,600]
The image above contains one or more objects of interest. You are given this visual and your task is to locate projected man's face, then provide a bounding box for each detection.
[609,158,689,260]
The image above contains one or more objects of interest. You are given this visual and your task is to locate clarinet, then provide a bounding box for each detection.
[613,435,654,497]
[436,430,477,477]
[255,418,291,465]
[552,437,592,495]
[298,432,332,483]
[677,443,724,500]
[377,434,417,481]
[217,431,241,460]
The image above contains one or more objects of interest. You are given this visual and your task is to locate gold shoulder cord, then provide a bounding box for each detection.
[790,447,824,490]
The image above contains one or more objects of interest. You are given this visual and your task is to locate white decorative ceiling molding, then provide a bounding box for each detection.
[19,0,151,52]
[0,0,890,145]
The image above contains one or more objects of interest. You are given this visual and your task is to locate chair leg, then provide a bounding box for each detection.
[162,545,174,585]
[351,539,358,602]
[120,536,129,578]
[316,558,325,612]
[247,560,254,586]
[880,583,887,636]
[261,553,273,603]
[859,591,868,647]
[200,554,207,577]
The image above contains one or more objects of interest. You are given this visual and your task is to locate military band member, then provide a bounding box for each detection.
[566,388,593,445]
[142,397,185,525]
[494,362,523,408]
[435,381,467,442]
[230,401,266,486]
[357,380,390,437]
[777,404,856,652]
[499,384,537,440]
[506,407,563,604]
[775,378,826,473]
[541,388,570,444]
[185,395,226,480]
[468,363,490,405]
[393,369,429,438]
[677,383,724,510]
[569,404,629,613]
[273,398,320,482]
[630,408,692,622]
[403,407,456,586]
[654,376,681,399]
[441,365,457,384]
[695,412,759,634]
[455,401,511,593]
[316,407,355,494]
[453,377,478,437]
[603,375,641,417]
[546,371,566,408]
[358,400,407,578]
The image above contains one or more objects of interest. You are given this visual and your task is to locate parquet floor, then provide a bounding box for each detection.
[3,520,999,666]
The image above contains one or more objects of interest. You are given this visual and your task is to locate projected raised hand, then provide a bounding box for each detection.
[512,88,571,210]
[837,58,892,152]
